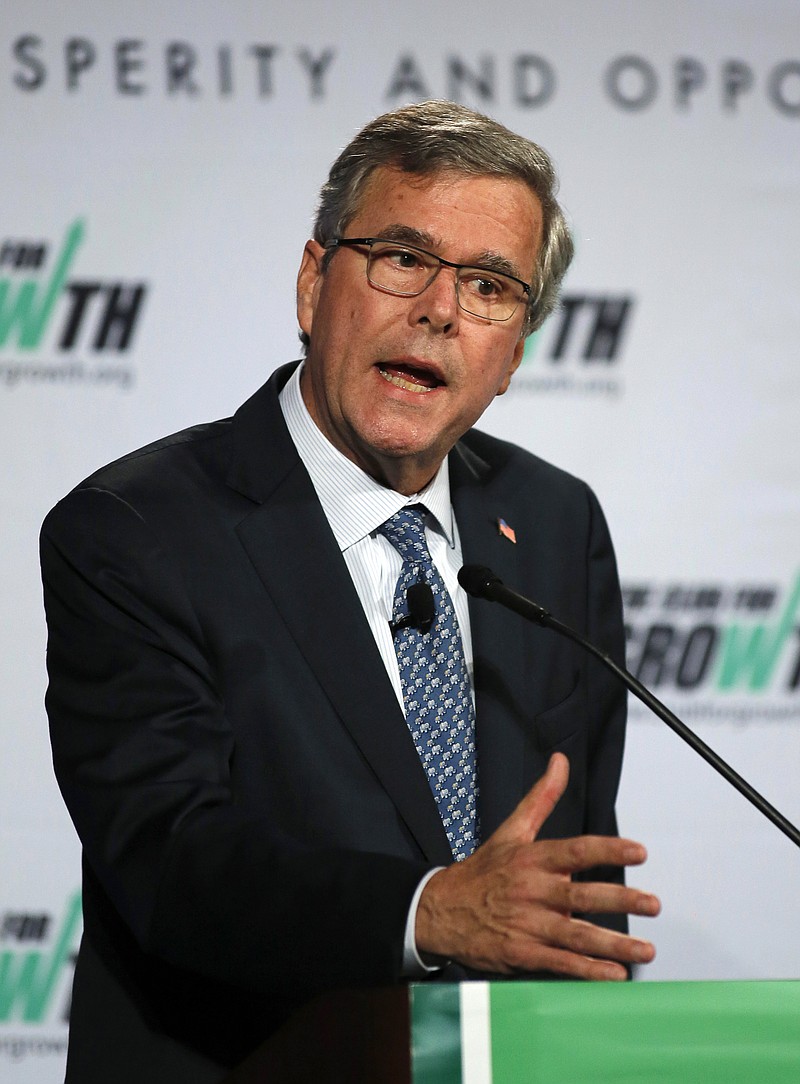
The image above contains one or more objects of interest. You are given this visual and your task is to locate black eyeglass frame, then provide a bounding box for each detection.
[326,236,533,323]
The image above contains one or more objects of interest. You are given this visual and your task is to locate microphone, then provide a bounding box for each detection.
[390,581,435,634]
[458,563,800,850]
[458,564,551,624]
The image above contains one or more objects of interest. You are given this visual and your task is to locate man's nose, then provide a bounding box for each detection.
[409,266,460,334]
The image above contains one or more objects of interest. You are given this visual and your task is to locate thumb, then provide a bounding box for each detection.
[491,752,570,846]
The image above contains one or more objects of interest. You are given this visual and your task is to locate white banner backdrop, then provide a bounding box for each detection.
[2,2,798,1078]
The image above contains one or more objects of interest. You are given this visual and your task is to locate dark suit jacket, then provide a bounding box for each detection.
[41,362,627,1083]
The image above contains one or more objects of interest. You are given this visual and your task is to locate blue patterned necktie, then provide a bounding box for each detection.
[379,506,478,862]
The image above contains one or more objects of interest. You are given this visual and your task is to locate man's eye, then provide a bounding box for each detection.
[463,274,506,299]
[383,248,423,269]
[477,278,501,297]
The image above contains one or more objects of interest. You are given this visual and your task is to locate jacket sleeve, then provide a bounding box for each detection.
[41,485,429,1002]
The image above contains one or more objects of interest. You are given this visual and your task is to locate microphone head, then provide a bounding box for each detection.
[458,565,503,600]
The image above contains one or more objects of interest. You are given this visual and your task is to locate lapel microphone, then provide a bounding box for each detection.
[458,563,800,850]
[390,581,435,634]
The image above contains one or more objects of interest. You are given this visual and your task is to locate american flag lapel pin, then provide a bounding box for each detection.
[497,517,516,544]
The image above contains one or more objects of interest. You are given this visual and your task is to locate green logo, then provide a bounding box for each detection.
[0,221,146,365]
[717,573,800,691]
[0,892,81,1024]
[0,221,84,350]
[624,573,800,701]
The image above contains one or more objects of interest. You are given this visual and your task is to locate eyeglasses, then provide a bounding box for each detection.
[327,237,532,323]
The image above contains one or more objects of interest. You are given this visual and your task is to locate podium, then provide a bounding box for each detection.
[225,980,800,1083]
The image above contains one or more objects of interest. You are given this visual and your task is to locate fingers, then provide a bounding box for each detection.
[492,894,657,978]
[415,753,660,980]
[546,916,657,970]
[518,919,656,980]
[521,947,631,983]
[489,757,650,880]
[491,752,570,846]
[549,876,661,919]
[533,834,650,876]
[416,833,660,977]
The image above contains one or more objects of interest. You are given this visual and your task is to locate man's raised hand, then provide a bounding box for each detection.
[415,752,660,980]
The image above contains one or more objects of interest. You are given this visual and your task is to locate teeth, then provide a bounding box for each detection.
[378,367,435,394]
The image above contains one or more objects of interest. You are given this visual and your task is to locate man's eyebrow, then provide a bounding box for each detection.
[376,224,437,248]
[471,250,527,282]
[374,225,528,283]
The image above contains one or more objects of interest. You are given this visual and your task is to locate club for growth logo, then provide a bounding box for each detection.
[623,572,800,722]
[0,219,147,389]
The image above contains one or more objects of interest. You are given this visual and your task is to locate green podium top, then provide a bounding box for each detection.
[411,980,800,1083]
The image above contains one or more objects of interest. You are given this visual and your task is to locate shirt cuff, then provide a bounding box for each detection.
[402,867,447,977]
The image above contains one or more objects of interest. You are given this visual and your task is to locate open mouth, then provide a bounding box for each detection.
[377,363,444,395]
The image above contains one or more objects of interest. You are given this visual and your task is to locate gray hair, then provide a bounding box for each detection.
[301,100,573,347]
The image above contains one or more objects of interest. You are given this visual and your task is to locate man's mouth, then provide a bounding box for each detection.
[377,363,444,395]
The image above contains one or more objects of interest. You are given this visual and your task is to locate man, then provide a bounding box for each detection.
[41,101,659,1083]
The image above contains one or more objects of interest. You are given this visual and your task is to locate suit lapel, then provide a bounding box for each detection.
[450,442,530,838]
[226,368,452,864]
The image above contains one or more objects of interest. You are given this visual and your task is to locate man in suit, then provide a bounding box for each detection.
[41,101,659,1082]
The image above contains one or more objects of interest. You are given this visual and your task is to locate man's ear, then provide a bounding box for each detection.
[496,335,526,396]
[296,240,326,338]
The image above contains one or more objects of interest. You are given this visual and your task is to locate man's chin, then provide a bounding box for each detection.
[350,434,449,493]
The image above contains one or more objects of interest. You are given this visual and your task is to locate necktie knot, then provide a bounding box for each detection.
[378,506,430,564]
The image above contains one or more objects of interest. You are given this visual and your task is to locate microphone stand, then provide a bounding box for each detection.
[459,565,800,850]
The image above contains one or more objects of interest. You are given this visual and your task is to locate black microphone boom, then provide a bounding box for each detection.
[458,564,800,850]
